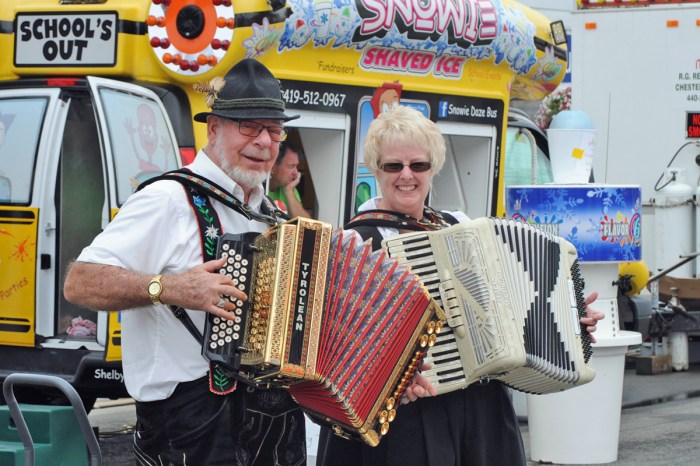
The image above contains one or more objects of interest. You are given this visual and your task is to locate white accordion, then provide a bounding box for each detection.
[383,217,595,395]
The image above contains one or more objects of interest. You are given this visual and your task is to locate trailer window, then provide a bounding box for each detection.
[97,89,180,205]
[0,98,48,204]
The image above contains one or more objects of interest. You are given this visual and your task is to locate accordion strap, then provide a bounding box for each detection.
[346,207,458,231]
[346,208,459,250]
[171,306,203,345]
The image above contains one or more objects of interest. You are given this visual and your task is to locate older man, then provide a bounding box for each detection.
[64,59,306,466]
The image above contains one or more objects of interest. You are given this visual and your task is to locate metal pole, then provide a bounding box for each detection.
[648,251,700,283]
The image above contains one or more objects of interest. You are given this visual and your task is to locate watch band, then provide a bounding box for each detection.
[148,274,163,305]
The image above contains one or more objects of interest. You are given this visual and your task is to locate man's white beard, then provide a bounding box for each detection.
[228,165,268,189]
[212,133,270,189]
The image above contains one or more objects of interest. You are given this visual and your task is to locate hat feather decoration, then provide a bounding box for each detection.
[194,76,226,108]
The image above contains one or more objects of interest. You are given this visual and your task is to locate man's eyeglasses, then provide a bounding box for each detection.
[236,120,288,142]
[378,161,432,173]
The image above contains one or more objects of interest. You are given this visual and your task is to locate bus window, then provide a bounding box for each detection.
[0,97,48,205]
[94,86,180,205]
[433,122,497,219]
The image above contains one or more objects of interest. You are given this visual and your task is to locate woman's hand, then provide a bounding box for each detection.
[580,291,605,343]
[401,363,438,404]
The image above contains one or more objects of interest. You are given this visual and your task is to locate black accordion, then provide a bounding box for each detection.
[382,217,595,395]
[204,218,444,446]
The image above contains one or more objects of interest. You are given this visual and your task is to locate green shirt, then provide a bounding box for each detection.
[268,186,301,214]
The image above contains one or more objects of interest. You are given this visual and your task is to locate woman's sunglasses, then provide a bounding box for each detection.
[378,161,432,173]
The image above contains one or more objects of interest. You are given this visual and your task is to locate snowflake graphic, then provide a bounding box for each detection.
[243,18,284,59]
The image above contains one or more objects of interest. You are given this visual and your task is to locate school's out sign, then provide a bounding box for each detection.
[14,12,117,67]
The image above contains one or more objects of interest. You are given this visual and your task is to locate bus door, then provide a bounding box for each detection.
[86,76,181,360]
[0,88,67,347]
[433,122,498,219]
[284,110,350,227]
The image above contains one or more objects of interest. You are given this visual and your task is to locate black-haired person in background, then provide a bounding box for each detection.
[268,141,312,218]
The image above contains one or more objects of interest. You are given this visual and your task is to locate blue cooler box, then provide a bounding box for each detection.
[505,184,642,262]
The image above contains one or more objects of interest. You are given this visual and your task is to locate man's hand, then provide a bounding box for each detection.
[167,257,248,319]
[281,172,312,218]
[285,171,302,191]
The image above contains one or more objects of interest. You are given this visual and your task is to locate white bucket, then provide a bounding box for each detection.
[547,127,596,183]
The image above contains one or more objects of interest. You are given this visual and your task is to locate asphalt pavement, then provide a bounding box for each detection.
[86,359,700,465]
[520,359,700,466]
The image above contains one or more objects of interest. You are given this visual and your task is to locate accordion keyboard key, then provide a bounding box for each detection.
[386,240,469,394]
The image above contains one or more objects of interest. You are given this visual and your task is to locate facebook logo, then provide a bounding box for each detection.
[438,101,449,118]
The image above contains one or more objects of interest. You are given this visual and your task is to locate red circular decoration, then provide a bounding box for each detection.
[148,0,234,75]
[164,0,217,54]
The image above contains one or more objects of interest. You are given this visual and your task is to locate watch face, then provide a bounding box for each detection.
[148,281,161,295]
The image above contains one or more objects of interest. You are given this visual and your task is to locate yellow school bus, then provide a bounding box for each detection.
[0,0,566,407]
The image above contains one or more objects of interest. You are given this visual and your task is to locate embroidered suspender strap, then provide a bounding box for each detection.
[137,169,288,226]
[174,183,238,395]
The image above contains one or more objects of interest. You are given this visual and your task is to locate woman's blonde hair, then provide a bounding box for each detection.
[363,105,446,175]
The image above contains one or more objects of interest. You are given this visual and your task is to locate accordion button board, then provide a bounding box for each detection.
[204,231,260,371]
[383,217,595,395]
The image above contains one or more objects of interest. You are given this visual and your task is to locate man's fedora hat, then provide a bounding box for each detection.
[194,58,299,122]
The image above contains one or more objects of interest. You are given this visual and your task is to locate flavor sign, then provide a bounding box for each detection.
[506,185,642,262]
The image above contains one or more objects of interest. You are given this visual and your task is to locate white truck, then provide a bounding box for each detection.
[569,0,700,276]
[569,0,700,365]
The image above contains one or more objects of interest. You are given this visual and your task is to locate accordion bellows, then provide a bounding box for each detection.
[383,217,595,395]
[205,218,444,446]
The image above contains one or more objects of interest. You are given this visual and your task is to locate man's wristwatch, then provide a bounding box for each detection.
[147,274,163,305]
